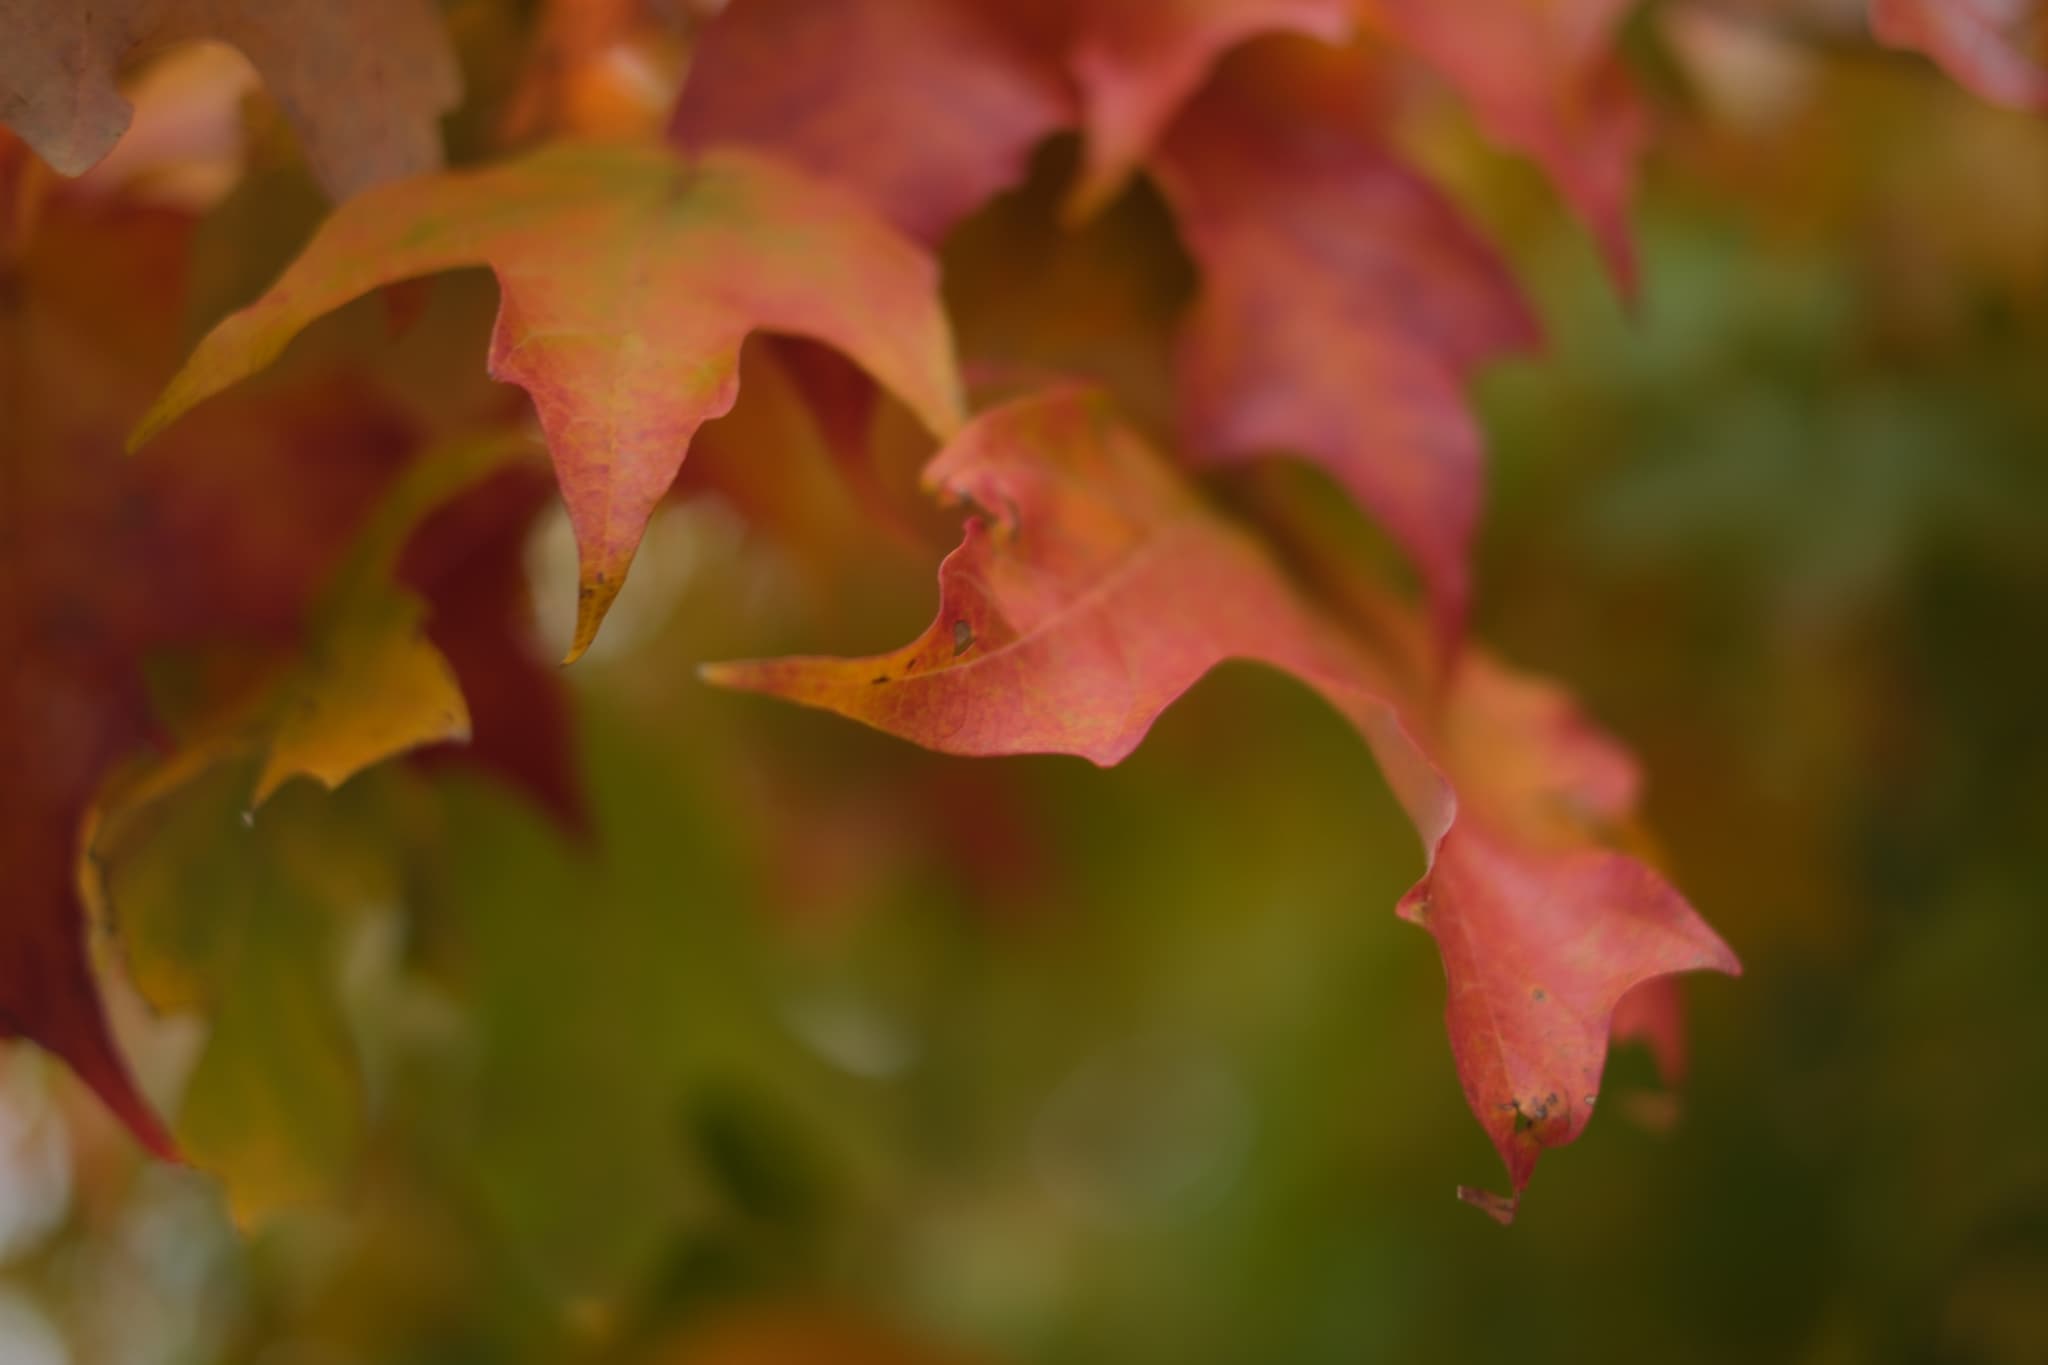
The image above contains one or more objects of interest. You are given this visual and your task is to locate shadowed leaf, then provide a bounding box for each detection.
[671,0,1069,243]
[92,766,384,1223]
[1368,0,1649,287]
[669,0,1353,240]
[251,433,543,805]
[1153,38,1539,648]
[1,195,415,1157]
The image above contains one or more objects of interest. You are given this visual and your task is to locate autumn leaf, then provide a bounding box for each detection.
[706,389,1738,1216]
[1870,0,2048,110]
[1058,0,1353,217]
[670,0,1070,243]
[1152,37,1539,648]
[132,140,967,661]
[2,174,569,1160]
[673,4,1569,638]
[0,0,461,199]
[6,0,2036,1292]
[247,431,547,806]
[669,0,1353,241]
[1365,0,1649,287]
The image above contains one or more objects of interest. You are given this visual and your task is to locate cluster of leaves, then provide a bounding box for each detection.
[2,0,2042,1246]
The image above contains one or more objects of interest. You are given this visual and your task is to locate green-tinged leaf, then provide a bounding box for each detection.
[253,431,542,804]
[74,432,542,1215]
[1,194,416,1161]
[98,765,389,1223]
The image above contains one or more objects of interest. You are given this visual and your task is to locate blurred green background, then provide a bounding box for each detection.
[5,13,2048,1365]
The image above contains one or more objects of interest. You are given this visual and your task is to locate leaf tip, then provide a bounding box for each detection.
[697,658,787,696]
[564,573,623,665]
[69,1036,182,1165]
[249,762,325,812]
[247,767,292,812]
[124,396,178,455]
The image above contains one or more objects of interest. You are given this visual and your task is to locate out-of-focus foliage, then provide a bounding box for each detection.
[0,0,461,196]
[1,2,2047,1363]
[35,0,1747,1217]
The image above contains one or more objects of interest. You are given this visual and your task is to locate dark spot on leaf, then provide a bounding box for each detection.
[1531,988,1546,1002]
[870,675,890,685]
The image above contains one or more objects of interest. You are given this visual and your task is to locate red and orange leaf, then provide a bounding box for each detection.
[131,140,967,661]
[706,390,1737,1216]
[1410,831,1718,1219]
[0,0,461,199]
[670,0,1389,529]
[671,0,1069,243]
[1060,0,1352,216]
[1152,39,1539,648]
[1366,0,1649,287]
[670,0,1358,239]
[1870,0,2048,109]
